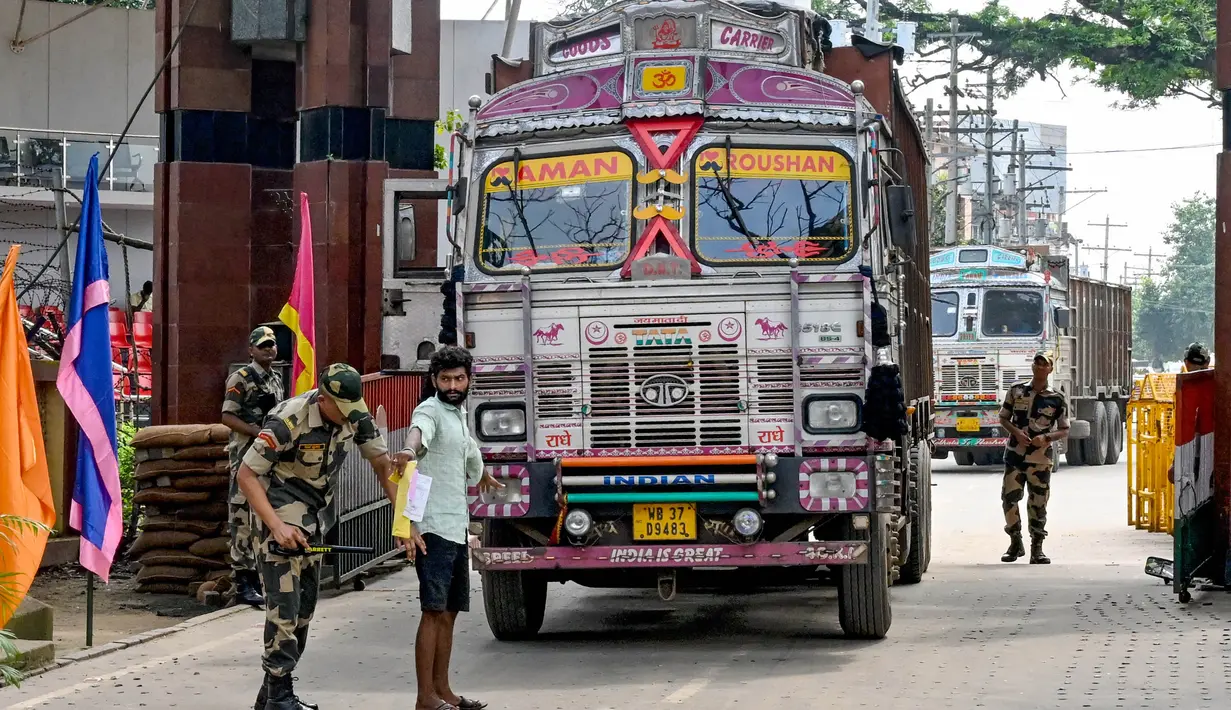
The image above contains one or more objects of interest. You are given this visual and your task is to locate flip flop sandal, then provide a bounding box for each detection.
[433,703,459,710]
[458,698,488,710]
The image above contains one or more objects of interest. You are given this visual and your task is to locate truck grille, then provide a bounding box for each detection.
[585,338,745,447]
[939,363,997,393]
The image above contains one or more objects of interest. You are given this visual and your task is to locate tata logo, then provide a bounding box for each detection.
[639,374,690,407]
[602,474,717,485]
[633,327,691,346]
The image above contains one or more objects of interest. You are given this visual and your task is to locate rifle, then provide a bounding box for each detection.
[269,543,377,557]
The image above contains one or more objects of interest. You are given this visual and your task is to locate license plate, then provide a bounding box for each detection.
[956,417,981,433]
[633,503,696,541]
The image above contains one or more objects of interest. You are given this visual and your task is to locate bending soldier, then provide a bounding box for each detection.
[221,326,284,607]
[237,364,398,710]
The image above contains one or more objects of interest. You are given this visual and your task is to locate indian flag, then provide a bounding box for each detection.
[279,192,317,395]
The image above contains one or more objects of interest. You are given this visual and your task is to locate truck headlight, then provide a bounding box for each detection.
[479,482,523,506]
[477,406,526,440]
[808,471,857,498]
[804,397,860,433]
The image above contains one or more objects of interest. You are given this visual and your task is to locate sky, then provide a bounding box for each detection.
[445,0,1221,284]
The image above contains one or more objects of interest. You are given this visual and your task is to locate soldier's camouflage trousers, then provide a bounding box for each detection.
[258,548,320,677]
[1002,464,1051,540]
[228,459,258,573]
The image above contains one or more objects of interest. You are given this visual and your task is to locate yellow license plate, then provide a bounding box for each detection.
[633,503,696,541]
[956,417,981,433]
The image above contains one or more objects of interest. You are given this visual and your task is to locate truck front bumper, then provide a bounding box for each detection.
[472,540,869,571]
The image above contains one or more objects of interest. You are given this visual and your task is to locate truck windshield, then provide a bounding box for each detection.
[478,151,634,272]
[692,147,852,264]
[932,291,959,337]
[982,290,1044,337]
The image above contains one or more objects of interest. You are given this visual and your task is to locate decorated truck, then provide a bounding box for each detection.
[450,0,935,640]
[929,245,1132,467]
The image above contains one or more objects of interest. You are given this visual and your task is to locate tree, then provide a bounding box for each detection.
[563,0,1216,108]
[1131,194,1214,362]
[1131,277,1171,362]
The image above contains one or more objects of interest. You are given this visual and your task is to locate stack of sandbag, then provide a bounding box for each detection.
[129,424,234,598]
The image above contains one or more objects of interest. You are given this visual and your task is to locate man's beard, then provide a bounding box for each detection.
[438,388,468,405]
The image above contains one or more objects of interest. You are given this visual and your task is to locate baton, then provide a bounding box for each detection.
[270,543,377,557]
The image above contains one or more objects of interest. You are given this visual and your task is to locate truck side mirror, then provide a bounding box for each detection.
[1054,306,1071,330]
[451,177,469,215]
[885,185,916,251]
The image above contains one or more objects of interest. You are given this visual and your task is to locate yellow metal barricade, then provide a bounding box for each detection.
[1125,374,1176,534]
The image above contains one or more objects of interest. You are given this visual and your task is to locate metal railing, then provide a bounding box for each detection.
[1126,374,1175,534]
[0,126,159,193]
[326,371,425,590]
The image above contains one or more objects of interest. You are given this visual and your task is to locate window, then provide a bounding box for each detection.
[982,290,1044,337]
[478,151,634,272]
[932,292,959,337]
[959,249,987,263]
[693,147,853,264]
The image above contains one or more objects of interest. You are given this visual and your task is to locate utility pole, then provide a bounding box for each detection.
[1087,214,1129,282]
[981,69,996,245]
[929,17,980,246]
[1134,246,1161,278]
[865,0,881,38]
[1016,120,1027,243]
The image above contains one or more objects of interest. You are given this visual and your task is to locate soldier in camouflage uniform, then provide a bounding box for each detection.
[998,351,1070,565]
[237,364,397,710]
[221,326,285,607]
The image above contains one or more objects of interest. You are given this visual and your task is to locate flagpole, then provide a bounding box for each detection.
[86,571,94,646]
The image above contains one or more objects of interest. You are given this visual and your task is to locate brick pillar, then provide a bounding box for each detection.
[155,0,439,423]
[154,0,255,425]
[154,0,297,425]
[292,0,440,375]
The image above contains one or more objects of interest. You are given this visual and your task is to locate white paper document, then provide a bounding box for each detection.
[403,472,433,522]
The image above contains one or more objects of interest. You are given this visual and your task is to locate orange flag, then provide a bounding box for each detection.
[0,245,56,628]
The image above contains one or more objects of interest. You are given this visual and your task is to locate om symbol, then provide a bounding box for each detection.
[652,70,678,90]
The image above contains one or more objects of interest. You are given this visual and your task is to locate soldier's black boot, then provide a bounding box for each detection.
[235,570,265,608]
[263,673,319,710]
[1001,535,1025,562]
[1030,539,1050,565]
[253,678,267,710]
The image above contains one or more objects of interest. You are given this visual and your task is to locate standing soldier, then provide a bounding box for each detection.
[236,363,397,710]
[998,351,1070,565]
[221,326,284,607]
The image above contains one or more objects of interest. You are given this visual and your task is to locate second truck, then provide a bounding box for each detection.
[929,245,1132,467]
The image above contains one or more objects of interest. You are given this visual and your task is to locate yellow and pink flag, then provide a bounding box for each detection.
[279,193,317,395]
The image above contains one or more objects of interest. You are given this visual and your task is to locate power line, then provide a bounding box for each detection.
[1063,143,1218,156]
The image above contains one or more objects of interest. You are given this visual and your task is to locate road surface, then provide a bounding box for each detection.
[5,460,1229,709]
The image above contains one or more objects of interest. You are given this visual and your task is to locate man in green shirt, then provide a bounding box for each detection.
[393,346,501,710]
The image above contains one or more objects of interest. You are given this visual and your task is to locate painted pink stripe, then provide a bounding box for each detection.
[57,281,122,583]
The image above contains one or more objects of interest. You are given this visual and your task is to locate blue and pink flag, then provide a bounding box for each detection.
[56,153,121,582]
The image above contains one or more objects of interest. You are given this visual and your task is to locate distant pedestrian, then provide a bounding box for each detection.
[237,363,397,710]
[392,346,501,710]
[1181,342,1210,373]
[220,326,284,608]
[998,351,1071,565]
[1168,343,1211,484]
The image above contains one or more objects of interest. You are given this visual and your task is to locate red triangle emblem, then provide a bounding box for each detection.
[620,216,701,278]
[626,117,704,171]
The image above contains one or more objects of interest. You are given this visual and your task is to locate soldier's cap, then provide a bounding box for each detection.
[1185,342,1210,366]
[1033,350,1055,366]
[319,363,370,420]
[250,326,277,348]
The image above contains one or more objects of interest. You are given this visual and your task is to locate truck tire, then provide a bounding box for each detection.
[955,451,975,466]
[1102,401,1122,466]
[1082,402,1108,467]
[898,447,931,584]
[838,513,892,639]
[481,520,547,641]
[1065,434,1085,466]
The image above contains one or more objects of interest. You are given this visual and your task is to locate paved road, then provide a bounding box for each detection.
[6,460,1230,710]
